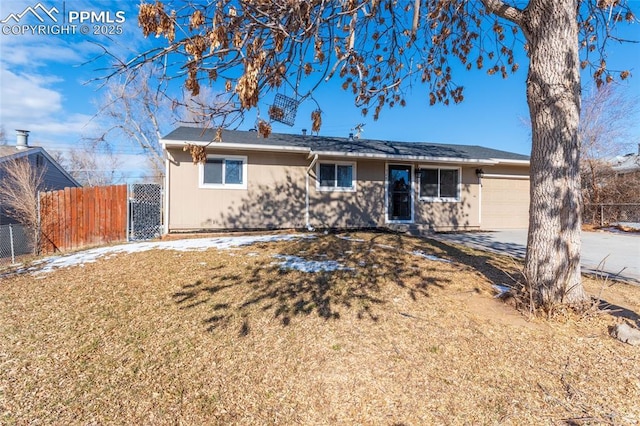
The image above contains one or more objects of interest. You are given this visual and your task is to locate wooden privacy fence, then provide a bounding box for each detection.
[39,185,128,254]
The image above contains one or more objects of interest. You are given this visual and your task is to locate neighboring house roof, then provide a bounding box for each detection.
[162,127,530,165]
[0,145,29,160]
[609,153,640,174]
[0,145,81,188]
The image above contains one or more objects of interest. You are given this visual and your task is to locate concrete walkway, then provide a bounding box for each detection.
[432,229,640,284]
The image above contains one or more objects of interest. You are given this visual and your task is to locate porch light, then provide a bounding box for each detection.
[476,168,485,178]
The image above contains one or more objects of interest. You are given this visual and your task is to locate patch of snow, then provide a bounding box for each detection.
[411,250,451,263]
[271,254,353,273]
[492,284,512,298]
[337,235,366,242]
[616,222,640,230]
[601,227,629,234]
[371,243,451,263]
[32,234,314,274]
[602,223,640,233]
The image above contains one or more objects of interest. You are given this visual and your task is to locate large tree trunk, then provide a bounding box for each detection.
[523,0,588,308]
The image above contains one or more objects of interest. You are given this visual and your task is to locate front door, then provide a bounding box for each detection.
[388,165,412,221]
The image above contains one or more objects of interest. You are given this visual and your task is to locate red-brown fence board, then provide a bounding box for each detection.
[69,187,76,249]
[76,188,84,249]
[39,191,53,254]
[86,188,95,244]
[39,185,128,254]
[117,185,126,240]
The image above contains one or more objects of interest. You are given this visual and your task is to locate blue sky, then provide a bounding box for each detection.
[1,0,639,181]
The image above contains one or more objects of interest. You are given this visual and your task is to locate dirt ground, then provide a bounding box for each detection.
[1,231,639,425]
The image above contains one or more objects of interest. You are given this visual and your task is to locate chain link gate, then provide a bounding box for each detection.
[128,184,162,241]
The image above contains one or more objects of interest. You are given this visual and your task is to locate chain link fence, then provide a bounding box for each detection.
[0,223,35,267]
[128,183,163,241]
[583,203,640,228]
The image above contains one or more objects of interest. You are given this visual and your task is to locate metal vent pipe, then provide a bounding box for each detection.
[16,129,29,149]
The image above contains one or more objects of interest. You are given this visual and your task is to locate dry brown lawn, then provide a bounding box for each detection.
[1,231,639,425]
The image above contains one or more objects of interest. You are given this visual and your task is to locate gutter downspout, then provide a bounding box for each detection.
[477,173,482,228]
[164,148,171,235]
[305,153,319,231]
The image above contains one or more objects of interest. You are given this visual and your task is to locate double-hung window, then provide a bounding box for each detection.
[200,155,247,189]
[317,162,356,191]
[419,167,460,201]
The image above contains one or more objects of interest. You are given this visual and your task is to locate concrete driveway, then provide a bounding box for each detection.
[432,229,640,284]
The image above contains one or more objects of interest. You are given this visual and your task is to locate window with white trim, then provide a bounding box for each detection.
[317,162,356,191]
[419,167,460,201]
[200,155,247,189]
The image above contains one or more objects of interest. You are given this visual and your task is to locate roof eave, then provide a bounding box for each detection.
[161,139,530,165]
[312,150,502,165]
[488,158,530,166]
[161,139,311,154]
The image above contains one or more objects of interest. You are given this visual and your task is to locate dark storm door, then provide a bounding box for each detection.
[388,165,412,221]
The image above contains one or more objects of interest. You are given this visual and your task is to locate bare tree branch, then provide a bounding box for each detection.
[480,0,526,26]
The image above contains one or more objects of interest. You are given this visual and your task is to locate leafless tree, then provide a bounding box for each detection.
[93,63,238,156]
[0,158,46,251]
[517,83,639,219]
[90,65,237,182]
[91,64,175,176]
[106,0,638,310]
[50,141,124,187]
[69,141,123,187]
[579,83,639,222]
[580,83,638,161]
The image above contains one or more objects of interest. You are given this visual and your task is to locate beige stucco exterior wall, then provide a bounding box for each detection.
[167,148,308,230]
[307,158,386,228]
[166,148,530,232]
[413,166,481,231]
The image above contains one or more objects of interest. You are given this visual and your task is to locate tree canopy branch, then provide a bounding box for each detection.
[481,0,526,26]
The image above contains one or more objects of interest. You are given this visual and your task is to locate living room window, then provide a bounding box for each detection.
[200,155,247,189]
[317,162,356,191]
[419,167,460,201]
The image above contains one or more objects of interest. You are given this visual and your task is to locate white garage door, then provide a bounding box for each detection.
[481,177,530,229]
